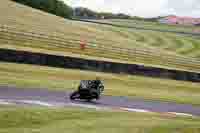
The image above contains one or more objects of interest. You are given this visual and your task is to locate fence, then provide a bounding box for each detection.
[0,24,200,73]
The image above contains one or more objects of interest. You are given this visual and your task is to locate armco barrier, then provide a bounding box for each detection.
[0,48,199,82]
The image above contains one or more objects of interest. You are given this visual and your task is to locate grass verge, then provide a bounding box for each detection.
[0,106,200,133]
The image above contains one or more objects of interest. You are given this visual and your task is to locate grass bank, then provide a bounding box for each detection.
[1,0,200,73]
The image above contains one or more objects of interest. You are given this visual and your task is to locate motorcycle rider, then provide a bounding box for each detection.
[78,77,104,99]
[91,77,104,99]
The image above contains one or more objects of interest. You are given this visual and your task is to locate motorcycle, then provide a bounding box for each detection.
[70,80,104,101]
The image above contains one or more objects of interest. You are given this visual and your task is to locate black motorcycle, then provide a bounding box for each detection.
[70,80,104,101]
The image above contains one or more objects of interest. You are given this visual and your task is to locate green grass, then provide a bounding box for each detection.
[0,0,200,73]
[0,62,200,106]
[90,19,200,34]
[0,106,200,133]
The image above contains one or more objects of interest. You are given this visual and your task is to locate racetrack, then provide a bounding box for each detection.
[0,86,200,117]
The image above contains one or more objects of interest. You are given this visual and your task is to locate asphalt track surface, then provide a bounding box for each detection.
[0,86,200,116]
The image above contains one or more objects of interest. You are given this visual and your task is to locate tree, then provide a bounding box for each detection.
[12,0,73,19]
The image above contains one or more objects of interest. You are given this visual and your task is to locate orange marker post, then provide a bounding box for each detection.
[80,40,86,50]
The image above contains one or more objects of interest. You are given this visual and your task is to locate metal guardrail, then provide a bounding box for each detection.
[0,24,200,73]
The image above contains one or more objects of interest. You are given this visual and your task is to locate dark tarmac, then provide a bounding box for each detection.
[0,86,200,116]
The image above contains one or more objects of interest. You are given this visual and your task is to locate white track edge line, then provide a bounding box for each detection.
[120,107,151,113]
[167,112,194,117]
[19,100,54,107]
[120,107,194,117]
[0,100,12,105]
[0,99,195,117]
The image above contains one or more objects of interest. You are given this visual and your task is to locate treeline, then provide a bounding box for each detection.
[12,0,132,19]
[74,7,131,19]
[73,7,164,21]
[12,0,73,19]
[12,0,161,21]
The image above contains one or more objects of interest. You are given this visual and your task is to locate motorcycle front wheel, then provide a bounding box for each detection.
[70,91,80,100]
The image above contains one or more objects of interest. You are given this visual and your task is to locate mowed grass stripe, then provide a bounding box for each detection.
[90,19,200,36]
[182,39,200,56]
[0,106,200,133]
[88,19,200,57]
